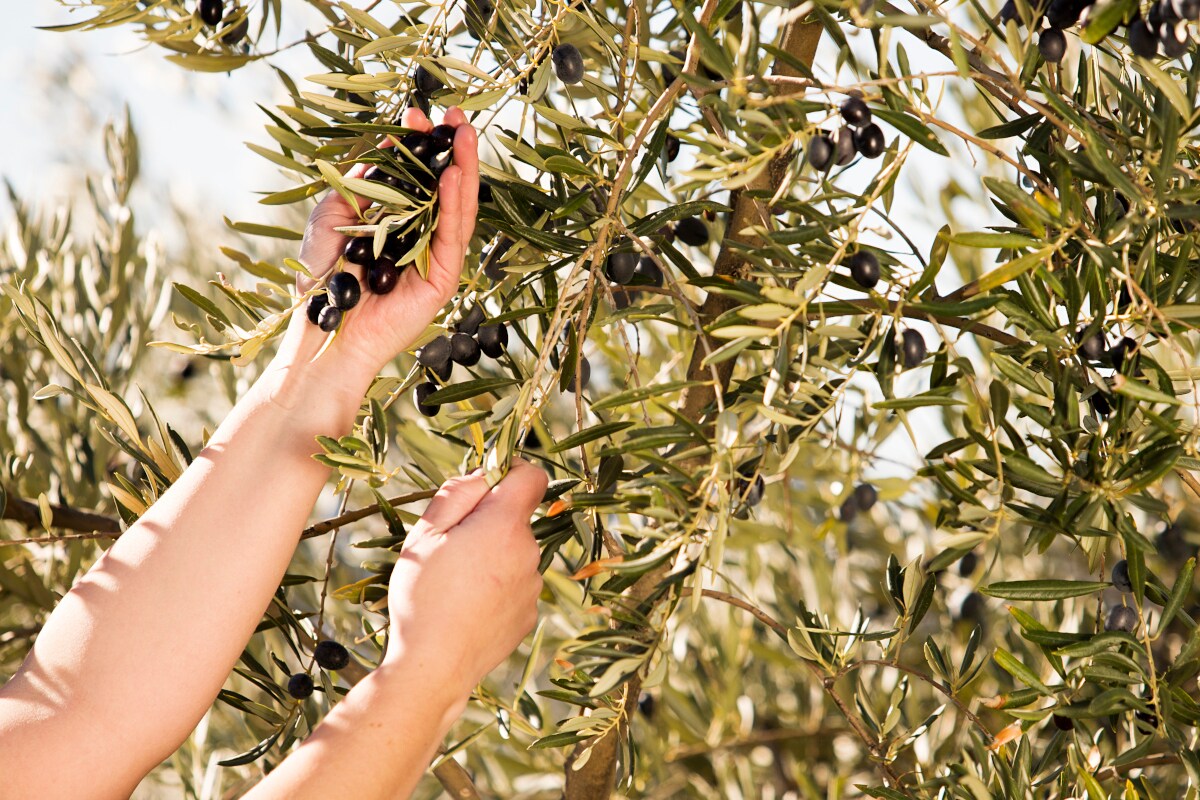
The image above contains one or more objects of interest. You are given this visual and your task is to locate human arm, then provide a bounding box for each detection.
[0,106,480,799]
[242,461,548,800]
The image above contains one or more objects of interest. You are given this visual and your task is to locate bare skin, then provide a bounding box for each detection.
[0,106,547,800]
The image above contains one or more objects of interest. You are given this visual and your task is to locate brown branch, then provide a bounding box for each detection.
[300,489,437,539]
[1094,753,1181,780]
[1,492,122,535]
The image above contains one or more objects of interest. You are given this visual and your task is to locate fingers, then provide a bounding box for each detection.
[417,470,491,534]
[427,164,466,299]
[297,162,373,292]
[448,115,480,246]
[477,458,550,523]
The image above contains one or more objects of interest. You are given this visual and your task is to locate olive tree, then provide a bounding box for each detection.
[5,0,1200,796]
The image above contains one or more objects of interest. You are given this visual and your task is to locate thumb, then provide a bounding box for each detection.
[415,470,491,534]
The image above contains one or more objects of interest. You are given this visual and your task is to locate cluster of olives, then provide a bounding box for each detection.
[807,96,887,171]
[305,125,460,333]
[413,309,510,416]
[286,639,351,700]
[839,482,878,522]
[1003,0,1200,63]
[842,248,928,370]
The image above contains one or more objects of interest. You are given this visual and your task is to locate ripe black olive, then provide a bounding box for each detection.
[417,335,452,371]
[852,483,878,511]
[198,0,224,26]
[344,237,375,266]
[317,305,342,332]
[807,134,835,170]
[313,640,350,670]
[430,124,456,152]
[901,329,926,369]
[854,124,886,159]
[848,251,880,289]
[457,306,486,336]
[306,293,328,326]
[401,131,434,162]
[1039,28,1067,62]
[367,260,401,294]
[287,673,314,699]
[606,252,638,285]
[552,43,585,84]
[675,216,709,247]
[1112,559,1133,593]
[1129,17,1159,57]
[477,323,508,358]
[835,127,857,166]
[1105,605,1138,632]
[328,272,362,310]
[636,256,664,287]
[414,65,443,96]
[565,356,591,392]
[840,96,872,127]
[450,332,482,366]
[415,382,440,416]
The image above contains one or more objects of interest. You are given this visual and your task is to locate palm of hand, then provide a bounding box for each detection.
[293,106,480,378]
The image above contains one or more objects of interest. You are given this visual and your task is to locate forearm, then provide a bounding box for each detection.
[0,348,371,799]
[244,652,467,800]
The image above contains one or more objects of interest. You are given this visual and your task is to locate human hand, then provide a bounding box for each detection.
[277,106,480,384]
[383,459,548,700]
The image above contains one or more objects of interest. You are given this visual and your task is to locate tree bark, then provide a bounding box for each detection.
[562,10,824,799]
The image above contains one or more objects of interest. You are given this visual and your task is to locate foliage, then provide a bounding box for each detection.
[5,0,1200,797]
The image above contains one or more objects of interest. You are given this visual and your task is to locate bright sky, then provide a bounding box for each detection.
[0,3,325,224]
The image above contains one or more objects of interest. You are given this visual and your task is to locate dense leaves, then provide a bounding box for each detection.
[4,0,1200,796]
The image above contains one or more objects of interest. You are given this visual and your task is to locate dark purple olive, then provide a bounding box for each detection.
[901,329,926,369]
[1077,328,1107,361]
[401,131,434,162]
[840,96,872,127]
[958,550,978,576]
[417,335,452,369]
[425,359,452,382]
[457,305,486,336]
[328,272,361,310]
[606,252,638,285]
[1109,337,1138,371]
[415,382,439,416]
[552,43,585,84]
[382,230,418,262]
[430,124,456,152]
[1039,27,1067,62]
[835,127,857,166]
[414,65,443,96]
[675,216,709,247]
[664,134,681,162]
[1112,559,1133,593]
[807,134,835,170]
[848,251,880,288]
[367,260,401,294]
[1129,17,1160,57]
[313,640,350,670]
[220,12,250,44]
[1105,605,1138,632]
[478,182,494,203]
[636,256,664,287]
[1052,713,1075,731]
[287,673,314,699]
[852,483,877,511]
[317,305,342,332]
[344,237,375,266]
[477,323,508,358]
[306,293,328,326]
[854,124,886,159]
[1159,20,1189,57]
[197,0,224,26]
[450,332,482,366]
[428,150,453,181]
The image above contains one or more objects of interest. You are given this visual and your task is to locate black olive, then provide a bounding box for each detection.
[313,640,350,670]
[450,332,482,366]
[287,673,314,699]
[415,382,440,416]
[477,323,508,358]
[327,272,362,310]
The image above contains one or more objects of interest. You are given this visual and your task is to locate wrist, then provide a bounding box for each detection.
[372,651,471,734]
[256,349,372,439]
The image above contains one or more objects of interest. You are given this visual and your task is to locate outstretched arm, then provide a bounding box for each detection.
[244,460,548,800]
[0,106,480,800]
